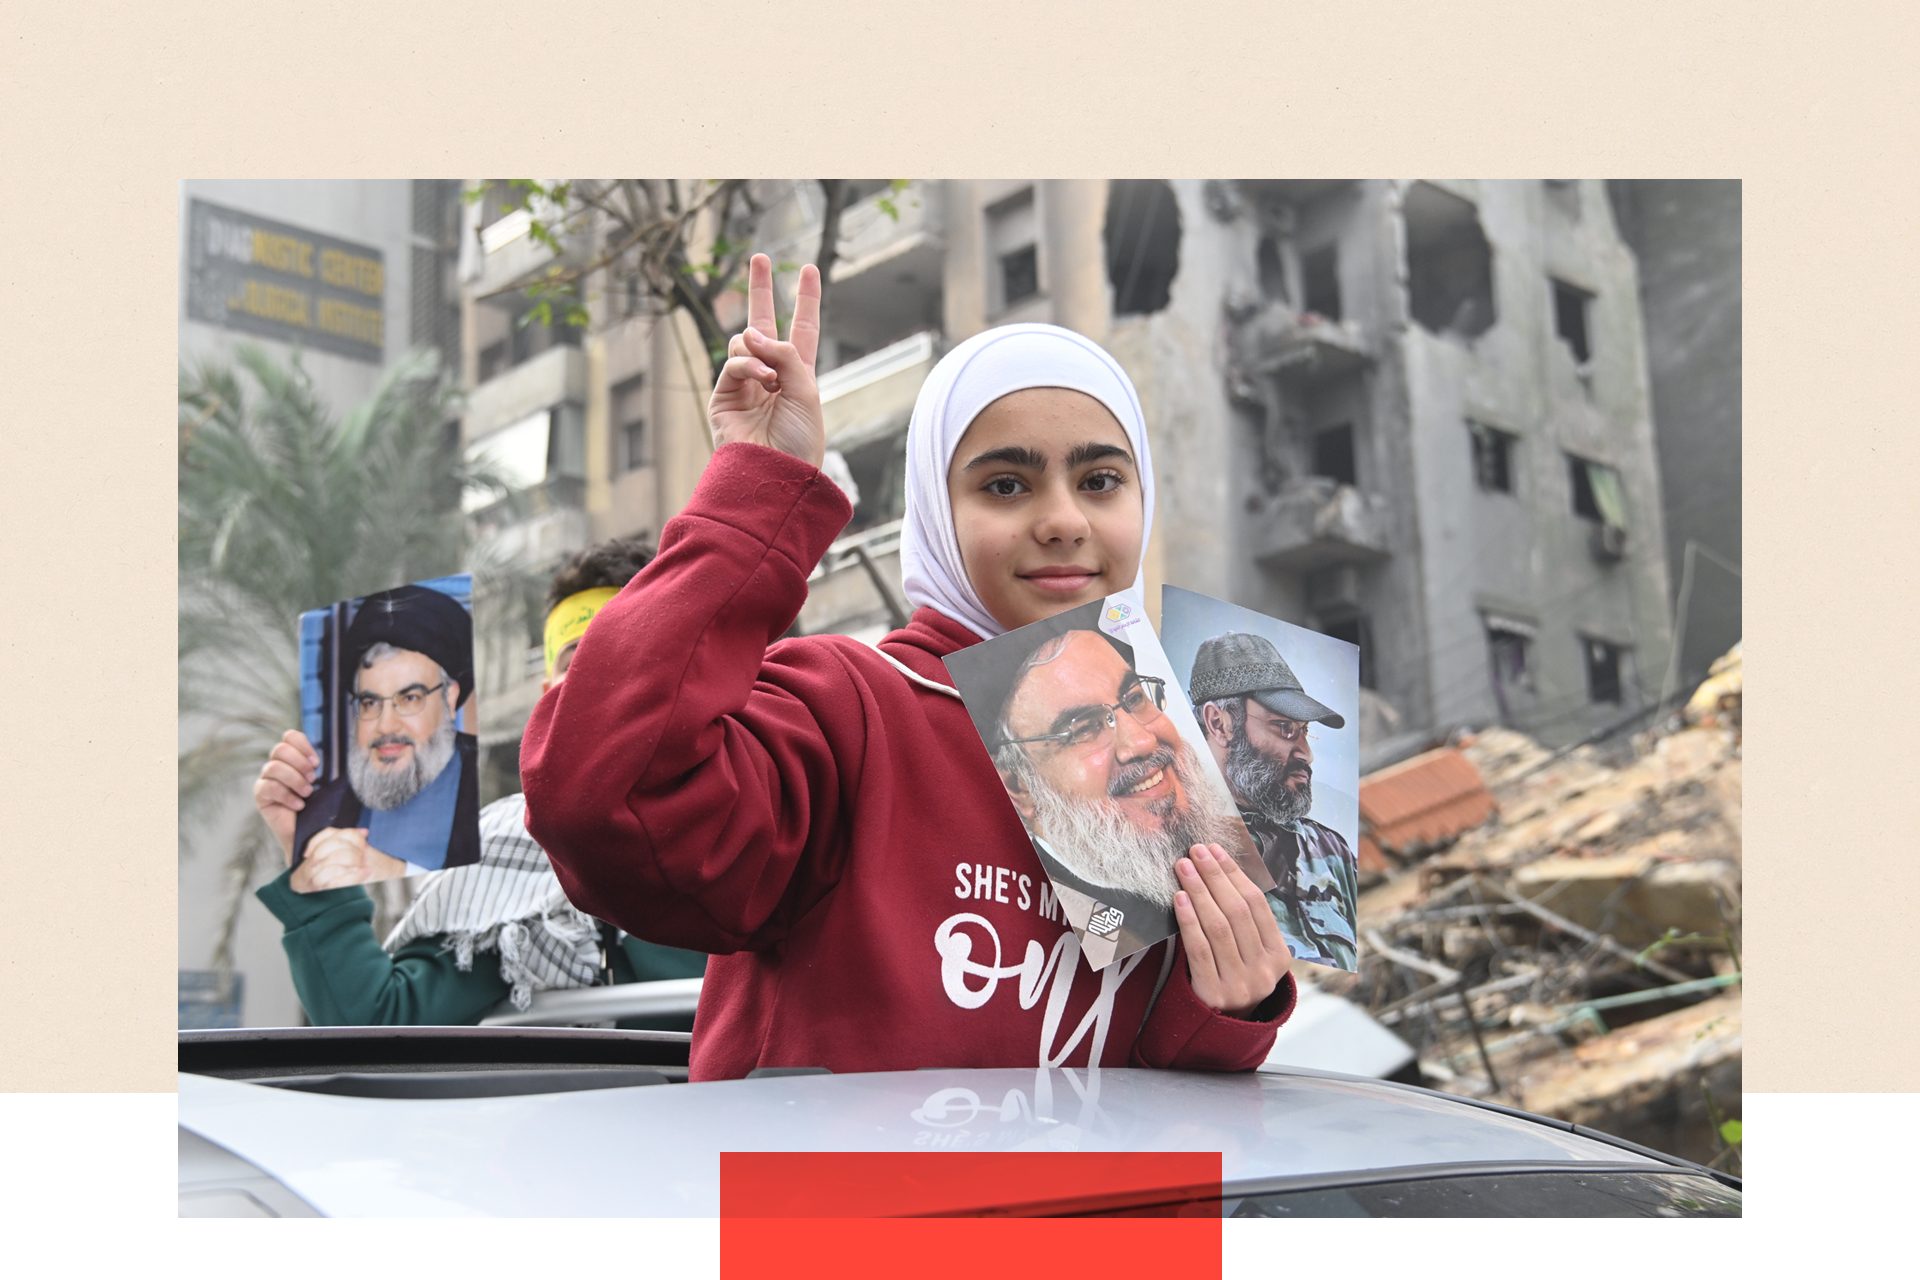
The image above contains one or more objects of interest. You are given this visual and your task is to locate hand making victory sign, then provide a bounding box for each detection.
[708,254,826,469]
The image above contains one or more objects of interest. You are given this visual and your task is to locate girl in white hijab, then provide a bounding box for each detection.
[898,320,1157,640]
[525,254,1293,1079]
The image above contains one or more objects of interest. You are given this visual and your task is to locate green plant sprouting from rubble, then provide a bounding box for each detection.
[1704,1090,1751,1174]
[1634,922,1741,973]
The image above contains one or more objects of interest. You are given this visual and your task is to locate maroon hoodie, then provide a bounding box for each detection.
[521,443,1296,1081]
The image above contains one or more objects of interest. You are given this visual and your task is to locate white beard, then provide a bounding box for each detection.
[347,712,457,811]
[1025,737,1243,908]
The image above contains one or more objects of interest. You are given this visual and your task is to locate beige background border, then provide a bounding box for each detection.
[0,1,1910,1092]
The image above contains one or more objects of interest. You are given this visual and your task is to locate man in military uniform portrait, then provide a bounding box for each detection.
[1189,632,1359,969]
[290,582,481,887]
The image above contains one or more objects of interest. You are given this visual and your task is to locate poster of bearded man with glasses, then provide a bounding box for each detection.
[290,576,483,884]
[1161,586,1362,971]
[945,592,1275,970]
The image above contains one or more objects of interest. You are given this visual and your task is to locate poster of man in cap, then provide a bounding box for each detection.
[290,575,481,885]
[1160,586,1362,971]
[944,591,1277,971]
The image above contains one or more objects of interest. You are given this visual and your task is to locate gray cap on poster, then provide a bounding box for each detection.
[1187,631,1345,729]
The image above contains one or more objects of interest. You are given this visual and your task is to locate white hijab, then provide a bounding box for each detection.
[899,324,1156,640]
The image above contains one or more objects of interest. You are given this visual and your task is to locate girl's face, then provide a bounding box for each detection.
[946,387,1146,632]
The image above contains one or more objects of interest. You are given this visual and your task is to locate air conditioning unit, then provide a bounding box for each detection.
[1589,522,1627,562]
[1307,564,1364,612]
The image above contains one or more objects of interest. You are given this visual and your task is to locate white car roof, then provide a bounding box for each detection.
[179,1065,1662,1218]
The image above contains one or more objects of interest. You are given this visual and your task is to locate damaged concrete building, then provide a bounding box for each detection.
[1128,180,1677,757]
[792,179,1683,753]
[458,179,1711,774]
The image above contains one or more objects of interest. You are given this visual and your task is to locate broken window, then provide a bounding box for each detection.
[1001,245,1038,308]
[1469,421,1515,493]
[1302,243,1341,320]
[1312,424,1357,487]
[1583,637,1627,705]
[1256,235,1287,303]
[1552,278,1593,364]
[1319,613,1375,689]
[613,375,647,472]
[1104,180,1182,315]
[1486,623,1535,724]
[1404,181,1496,338]
[1567,454,1627,527]
[986,188,1040,313]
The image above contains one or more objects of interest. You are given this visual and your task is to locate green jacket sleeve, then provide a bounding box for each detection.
[616,935,708,983]
[256,868,510,1026]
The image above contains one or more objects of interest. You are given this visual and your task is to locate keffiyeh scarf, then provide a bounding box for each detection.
[382,792,602,1009]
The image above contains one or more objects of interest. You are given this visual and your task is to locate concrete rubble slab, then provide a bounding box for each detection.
[1512,853,1740,949]
[1342,706,1741,1170]
[1516,990,1742,1167]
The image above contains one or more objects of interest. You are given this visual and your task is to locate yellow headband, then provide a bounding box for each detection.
[543,587,620,679]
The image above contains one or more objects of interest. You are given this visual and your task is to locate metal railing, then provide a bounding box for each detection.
[479,977,702,1027]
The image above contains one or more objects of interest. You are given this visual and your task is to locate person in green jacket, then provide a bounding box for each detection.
[251,537,706,1028]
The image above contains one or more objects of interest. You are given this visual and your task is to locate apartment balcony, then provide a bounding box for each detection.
[821,331,938,447]
[1251,477,1393,572]
[465,344,587,444]
[820,183,946,359]
[469,205,584,300]
[798,518,908,641]
[831,183,943,281]
[1262,313,1374,387]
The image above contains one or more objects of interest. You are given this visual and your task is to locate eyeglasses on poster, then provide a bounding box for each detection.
[294,575,481,885]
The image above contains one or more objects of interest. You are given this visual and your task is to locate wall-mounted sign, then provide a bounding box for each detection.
[185,198,387,364]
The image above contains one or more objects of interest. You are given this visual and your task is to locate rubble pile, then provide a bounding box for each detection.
[1313,663,1743,1170]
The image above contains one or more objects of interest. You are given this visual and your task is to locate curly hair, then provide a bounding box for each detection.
[543,534,657,614]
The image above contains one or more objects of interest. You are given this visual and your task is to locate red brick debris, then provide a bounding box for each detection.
[1359,746,1498,867]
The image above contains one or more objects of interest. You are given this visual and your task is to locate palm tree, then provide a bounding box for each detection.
[179,344,517,977]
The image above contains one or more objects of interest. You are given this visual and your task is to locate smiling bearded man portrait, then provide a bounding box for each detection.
[975,607,1245,960]
[292,583,482,881]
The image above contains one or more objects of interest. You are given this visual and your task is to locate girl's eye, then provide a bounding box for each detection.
[983,476,1026,498]
[1081,470,1126,493]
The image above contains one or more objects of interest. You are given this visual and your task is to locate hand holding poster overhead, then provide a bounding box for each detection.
[943,589,1276,972]
[1160,586,1363,971]
[288,575,482,888]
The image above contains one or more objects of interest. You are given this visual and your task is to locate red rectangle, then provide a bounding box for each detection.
[724,1151,1221,1217]
[724,1218,1220,1280]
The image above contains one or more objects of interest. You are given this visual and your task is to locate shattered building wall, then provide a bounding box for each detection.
[1392,179,1676,750]
[1092,180,1676,752]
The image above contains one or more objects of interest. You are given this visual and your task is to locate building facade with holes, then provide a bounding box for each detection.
[458,179,1690,768]
[1193,180,1679,757]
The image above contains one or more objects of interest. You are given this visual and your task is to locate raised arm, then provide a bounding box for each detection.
[520,256,858,955]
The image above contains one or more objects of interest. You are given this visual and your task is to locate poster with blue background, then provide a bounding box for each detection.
[293,574,479,881]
